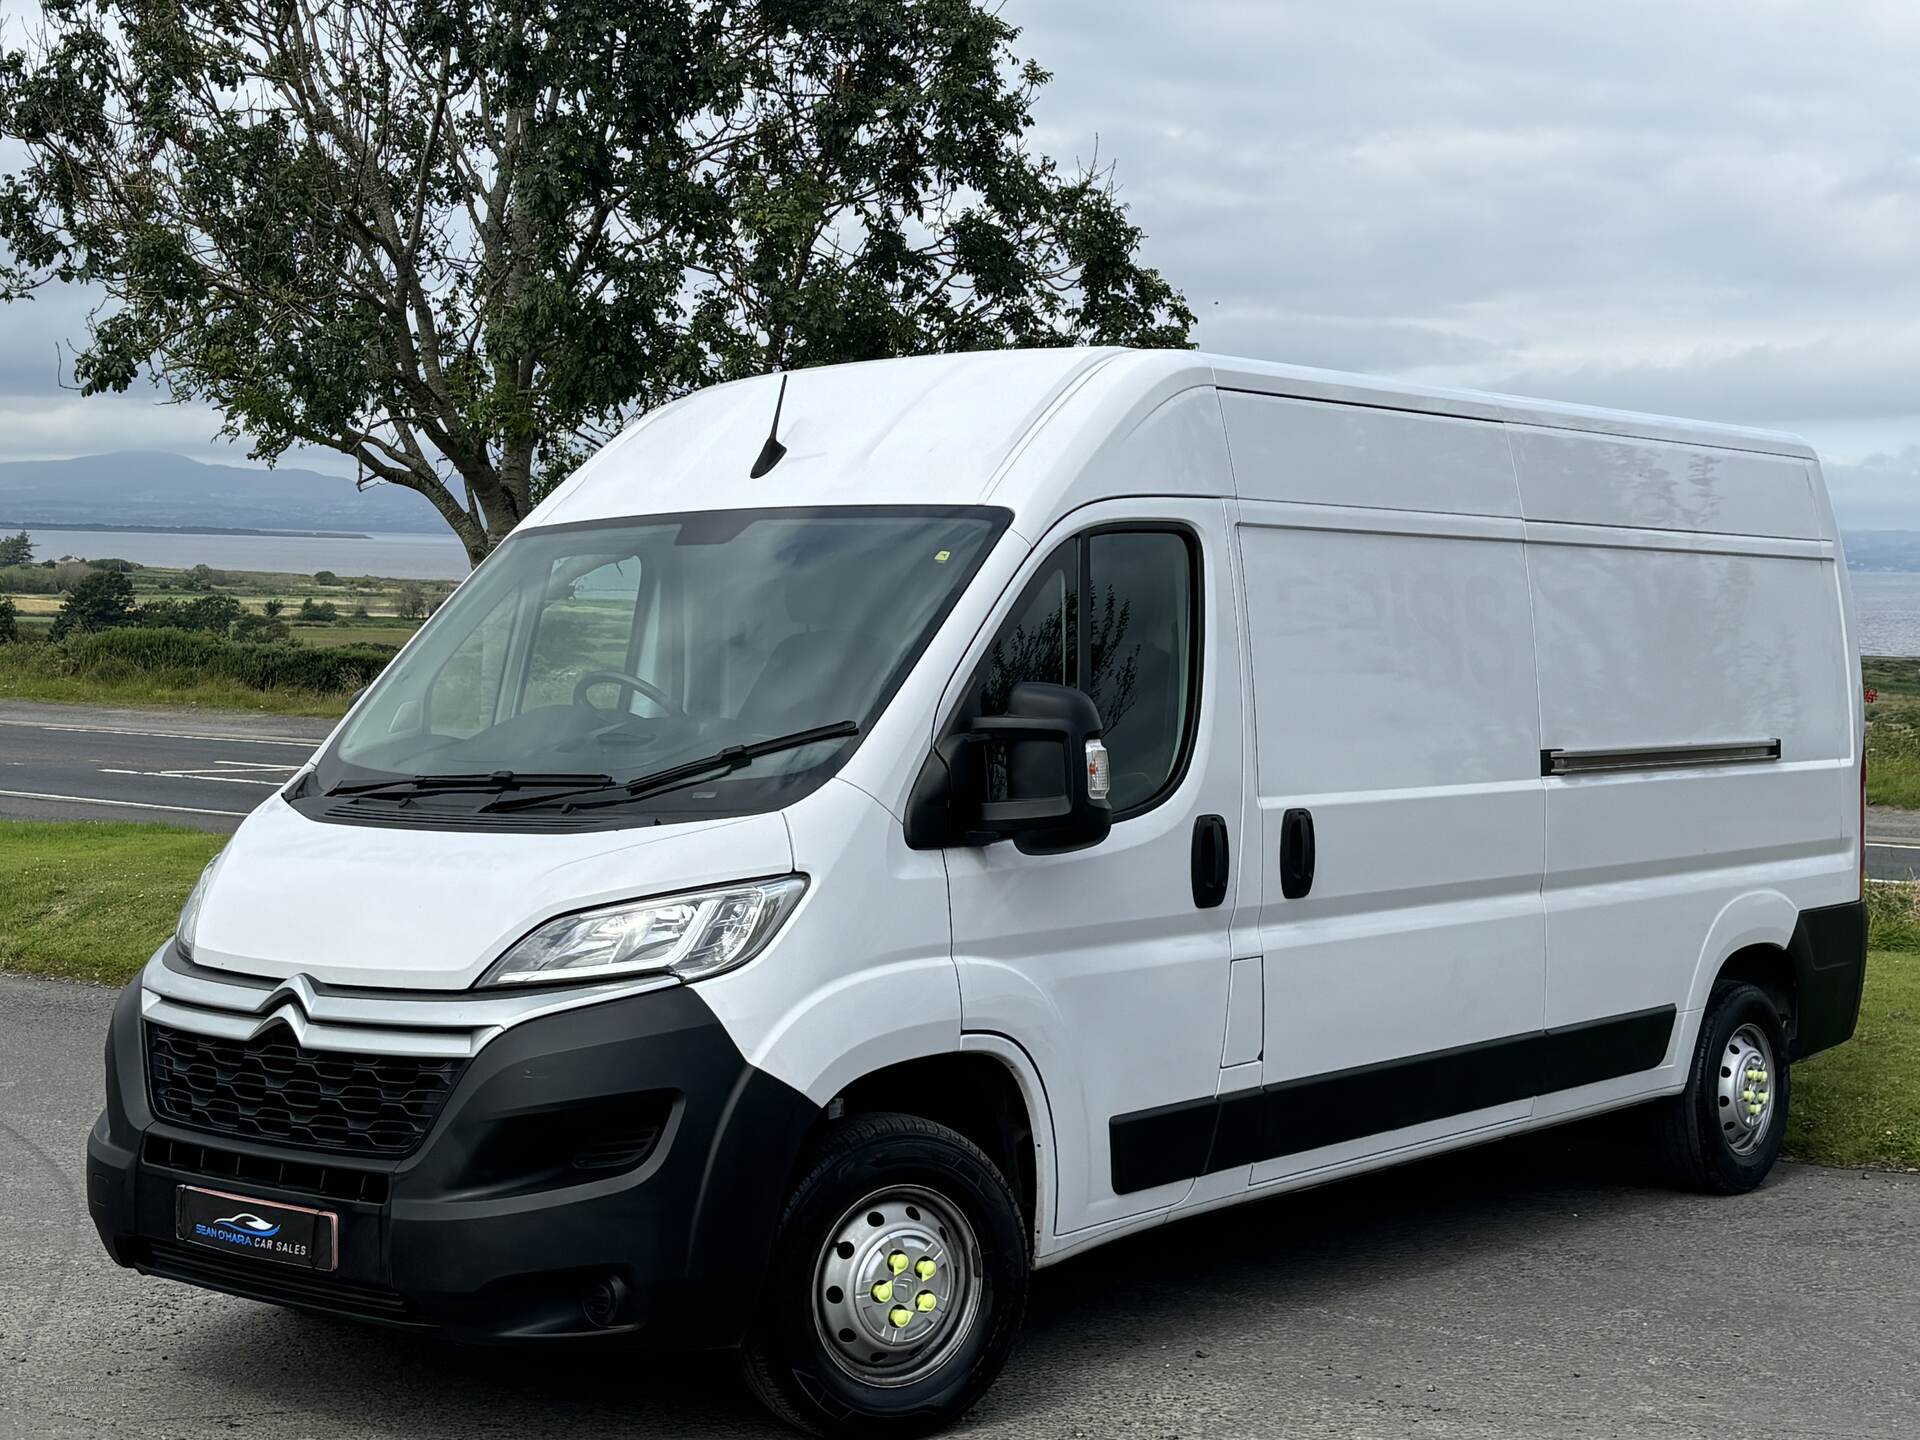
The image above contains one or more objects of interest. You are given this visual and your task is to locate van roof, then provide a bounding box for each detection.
[528,347,1819,531]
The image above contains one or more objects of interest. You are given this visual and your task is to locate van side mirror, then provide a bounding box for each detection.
[905,681,1113,854]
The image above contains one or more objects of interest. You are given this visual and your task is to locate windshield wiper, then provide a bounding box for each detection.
[479,720,860,815]
[327,770,614,800]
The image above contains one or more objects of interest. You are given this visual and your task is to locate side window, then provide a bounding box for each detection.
[980,540,1077,713]
[1086,531,1194,811]
[977,528,1198,814]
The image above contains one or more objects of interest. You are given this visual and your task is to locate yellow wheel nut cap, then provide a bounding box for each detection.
[889,1306,913,1328]
[889,1251,910,1274]
[916,1258,937,1280]
[916,1290,938,1312]
[871,1281,893,1303]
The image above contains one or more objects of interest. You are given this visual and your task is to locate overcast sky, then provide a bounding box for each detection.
[2,1,1917,525]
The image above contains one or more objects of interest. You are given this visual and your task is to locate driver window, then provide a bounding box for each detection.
[522,556,649,712]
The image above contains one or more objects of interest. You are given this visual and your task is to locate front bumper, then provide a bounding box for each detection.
[88,978,818,1344]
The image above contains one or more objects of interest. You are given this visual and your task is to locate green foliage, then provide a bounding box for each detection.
[312,570,338,586]
[50,568,136,639]
[134,591,245,636]
[1868,883,1920,953]
[87,556,134,572]
[0,2,1193,565]
[298,597,340,623]
[58,626,391,693]
[231,612,291,644]
[0,594,16,643]
[262,598,286,618]
[0,530,31,566]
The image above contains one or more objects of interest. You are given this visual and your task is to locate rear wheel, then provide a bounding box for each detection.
[742,1113,1029,1437]
[1656,981,1790,1193]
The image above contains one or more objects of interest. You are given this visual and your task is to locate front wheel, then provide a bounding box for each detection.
[742,1113,1029,1437]
[1655,981,1791,1193]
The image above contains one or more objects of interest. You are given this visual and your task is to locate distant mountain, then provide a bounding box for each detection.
[1843,532,1920,573]
[0,451,445,535]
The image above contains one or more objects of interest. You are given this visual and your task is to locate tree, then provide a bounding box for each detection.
[50,569,135,638]
[263,598,286,619]
[0,595,17,642]
[298,597,340,623]
[394,582,429,621]
[0,2,1194,568]
[0,530,32,566]
[313,571,339,586]
[184,564,217,592]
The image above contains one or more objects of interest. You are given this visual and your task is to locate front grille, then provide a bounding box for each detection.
[134,1238,420,1326]
[146,1022,466,1157]
[143,1133,391,1205]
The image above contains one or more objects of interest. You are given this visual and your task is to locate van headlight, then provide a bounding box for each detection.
[174,852,226,960]
[476,876,808,988]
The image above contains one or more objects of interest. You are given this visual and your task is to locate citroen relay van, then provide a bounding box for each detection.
[88,348,1867,1435]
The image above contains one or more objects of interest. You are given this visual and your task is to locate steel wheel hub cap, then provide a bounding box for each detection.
[813,1186,982,1388]
[1717,1022,1777,1156]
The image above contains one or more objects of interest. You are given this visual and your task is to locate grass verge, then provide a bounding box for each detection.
[0,821,224,984]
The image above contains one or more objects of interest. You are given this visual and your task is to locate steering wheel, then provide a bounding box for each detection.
[572,669,684,717]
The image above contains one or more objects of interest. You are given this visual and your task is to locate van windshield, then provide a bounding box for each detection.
[308,506,1008,826]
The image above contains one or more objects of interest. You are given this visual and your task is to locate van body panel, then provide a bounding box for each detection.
[1231,516,1548,1116]
[186,801,792,991]
[1526,536,1857,1029]
[695,779,959,1105]
[534,348,1121,526]
[1506,423,1823,538]
[1219,391,1522,517]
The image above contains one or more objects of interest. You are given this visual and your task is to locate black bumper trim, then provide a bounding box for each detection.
[1787,898,1868,1060]
[90,980,820,1345]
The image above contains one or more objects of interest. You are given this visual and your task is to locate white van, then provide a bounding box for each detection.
[88,348,1867,1435]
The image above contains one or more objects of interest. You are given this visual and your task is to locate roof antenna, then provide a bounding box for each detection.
[749,373,789,479]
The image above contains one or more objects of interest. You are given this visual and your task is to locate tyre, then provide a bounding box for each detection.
[1655,981,1791,1193]
[742,1112,1029,1438]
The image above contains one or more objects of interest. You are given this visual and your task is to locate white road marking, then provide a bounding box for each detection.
[0,787,248,818]
[1865,840,1920,852]
[0,717,320,747]
[97,768,286,788]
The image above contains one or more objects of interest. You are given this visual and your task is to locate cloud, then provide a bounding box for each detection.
[4,1,1920,517]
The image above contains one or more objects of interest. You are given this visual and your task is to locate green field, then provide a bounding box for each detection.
[0,818,1915,1171]
[0,822,224,985]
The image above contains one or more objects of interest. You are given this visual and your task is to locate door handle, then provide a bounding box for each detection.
[1191,814,1230,909]
[1279,807,1315,899]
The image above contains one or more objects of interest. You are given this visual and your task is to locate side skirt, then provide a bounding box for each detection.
[1109,1006,1676,1195]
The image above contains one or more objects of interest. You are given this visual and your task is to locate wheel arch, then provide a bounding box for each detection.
[1682,889,1800,1050]
[789,1038,1055,1257]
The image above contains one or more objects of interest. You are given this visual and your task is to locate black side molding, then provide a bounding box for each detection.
[1109,1006,1676,1196]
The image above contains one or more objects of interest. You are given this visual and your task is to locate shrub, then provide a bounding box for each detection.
[135,592,244,636]
[87,557,135,572]
[313,570,338,585]
[395,581,428,619]
[59,627,391,693]
[298,597,339,622]
[184,564,217,591]
[0,596,16,643]
[50,569,136,639]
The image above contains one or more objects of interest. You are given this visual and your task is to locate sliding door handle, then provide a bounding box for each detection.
[1279,807,1315,899]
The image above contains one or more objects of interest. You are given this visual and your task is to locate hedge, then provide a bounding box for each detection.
[55,627,393,693]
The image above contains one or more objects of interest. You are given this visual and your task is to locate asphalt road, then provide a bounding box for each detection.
[2,970,1916,1439]
[7,698,1920,879]
[0,701,330,833]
